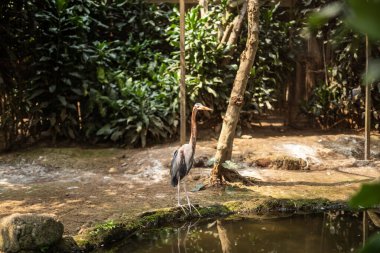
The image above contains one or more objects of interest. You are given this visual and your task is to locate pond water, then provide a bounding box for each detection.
[95,211,380,253]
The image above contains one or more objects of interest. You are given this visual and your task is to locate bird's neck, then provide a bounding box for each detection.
[189,108,197,149]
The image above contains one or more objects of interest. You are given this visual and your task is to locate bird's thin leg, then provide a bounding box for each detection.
[183,180,201,216]
[177,178,187,215]
[183,180,191,211]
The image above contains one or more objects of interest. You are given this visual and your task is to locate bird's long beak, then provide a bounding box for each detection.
[199,105,213,111]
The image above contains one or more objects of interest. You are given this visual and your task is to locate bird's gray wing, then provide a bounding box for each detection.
[182,144,194,175]
[170,149,179,177]
[170,148,187,186]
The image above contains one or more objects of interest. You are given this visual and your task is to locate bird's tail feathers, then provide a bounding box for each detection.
[171,174,178,187]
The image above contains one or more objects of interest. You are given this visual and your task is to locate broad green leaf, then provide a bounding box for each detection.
[97,67,106,82]
[56,0,67,13]
[349,183,380,208]
[68,128,75,139]
[363,60,380,84]
[57,95,67,106]
[69,72,83,79]
[308,2,343,29]
[29,89,44,100]
[49,85,56,93]
[360,234,380,253]
[40,56,51,62]
[206,86,217,97]
[71,88,82,95]
[111,131,123,141]
[127,116,137,124]
[346,0,380,40]
[96,124,112,136]
[136,122,143,133]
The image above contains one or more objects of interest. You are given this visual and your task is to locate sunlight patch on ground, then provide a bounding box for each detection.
[123,159,168,184]
[239,168,265,180]
[276,143,320,163]
[0,164,72,184]
[0,163,97,186]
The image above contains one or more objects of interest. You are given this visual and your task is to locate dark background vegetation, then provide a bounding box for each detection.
[0,0,379,150]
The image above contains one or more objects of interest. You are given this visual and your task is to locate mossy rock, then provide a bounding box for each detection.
[271,156,308,170]
[255,156,308,170]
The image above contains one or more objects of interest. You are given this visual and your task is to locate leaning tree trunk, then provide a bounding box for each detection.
[199,0,208,18]
[210,0,259,185]
[220,1,248,66]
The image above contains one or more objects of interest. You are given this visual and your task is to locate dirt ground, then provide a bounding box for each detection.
[0,126,379,236]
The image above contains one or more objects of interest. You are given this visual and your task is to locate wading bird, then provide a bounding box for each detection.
[170,103,212,215]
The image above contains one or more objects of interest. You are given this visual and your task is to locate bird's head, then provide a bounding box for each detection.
[194,103,212,111]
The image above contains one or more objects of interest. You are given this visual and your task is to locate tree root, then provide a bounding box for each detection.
[209,166,255,187]
[220,167,255,186]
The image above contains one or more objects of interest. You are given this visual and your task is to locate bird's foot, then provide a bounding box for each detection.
[177,203,188,215]
[188,203,202,217]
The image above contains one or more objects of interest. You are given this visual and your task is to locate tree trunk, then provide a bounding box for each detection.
[210,0,259,185]
[199,0,208,18]
[221,1,248,66]
[226,2,247,46]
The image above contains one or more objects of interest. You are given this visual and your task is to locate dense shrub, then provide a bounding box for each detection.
[297,0,380,129]
[247,3,295,113]
[0,0,179,148]
[167,5,233,113]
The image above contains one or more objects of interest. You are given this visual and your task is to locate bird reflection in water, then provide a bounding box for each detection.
[171,219,232,253]
[171,221,195,253]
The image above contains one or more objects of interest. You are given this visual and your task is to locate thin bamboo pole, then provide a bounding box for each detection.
[179,0,186,145]
[364,34,371,160]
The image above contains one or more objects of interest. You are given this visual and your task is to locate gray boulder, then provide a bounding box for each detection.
[0,213,64,253]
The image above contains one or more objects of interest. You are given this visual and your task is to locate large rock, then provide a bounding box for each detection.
[0,213,64,253]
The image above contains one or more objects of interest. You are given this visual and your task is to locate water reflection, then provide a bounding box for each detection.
[217,220,232,253]
[95,211,380,253]
[172,221,199,253]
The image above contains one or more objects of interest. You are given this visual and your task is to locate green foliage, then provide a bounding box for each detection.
[30,0,93,141]
[166,5,232,112]
[247,2,294,112]
[308,2,343,29]
[350,183,380,253]
[94,73,178,147]
[302,82,364,129]
[299,0,380,129]
[349,183,380,208]
[0,0,177,148]
[345,0,380,41]
[313,2,380,252]
[90,220,118,236]
[81,1,178,146]
[360,234,380,253]
[0,0,41,149]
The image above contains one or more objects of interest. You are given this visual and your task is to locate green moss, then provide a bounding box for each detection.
[224,201,244,212]
[90,220,118,236]
[197,205,231,217]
